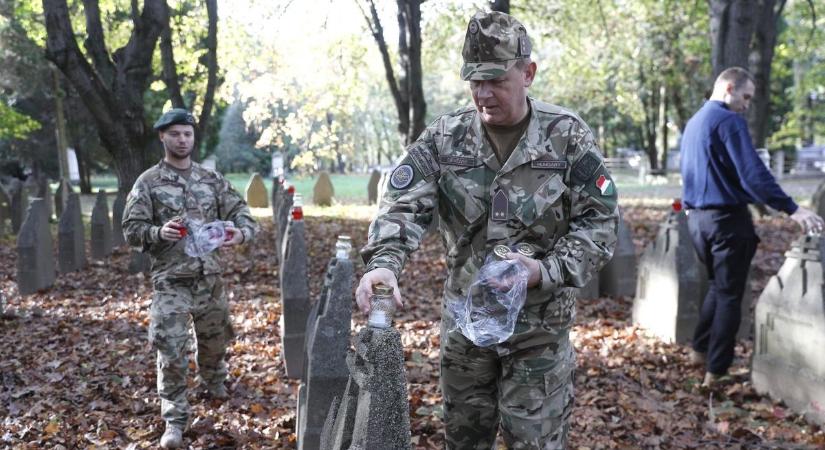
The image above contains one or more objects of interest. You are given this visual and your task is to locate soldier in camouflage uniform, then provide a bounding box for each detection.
[356,12,618,449]
[122,109,259,449]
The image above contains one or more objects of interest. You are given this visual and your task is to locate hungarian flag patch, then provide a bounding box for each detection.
[596,174,614,196]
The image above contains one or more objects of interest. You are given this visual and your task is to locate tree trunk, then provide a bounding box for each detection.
[747,0,785,148]
[43,0,168,194]
[709,0,758,77]
[360,0,426,146]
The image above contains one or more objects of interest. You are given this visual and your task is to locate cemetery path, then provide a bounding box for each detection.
[1,208,823,449]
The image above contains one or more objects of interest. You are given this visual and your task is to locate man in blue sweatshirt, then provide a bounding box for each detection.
[681,66,823,387]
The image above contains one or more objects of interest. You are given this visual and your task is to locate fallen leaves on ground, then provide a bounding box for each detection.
[1,205,823,449]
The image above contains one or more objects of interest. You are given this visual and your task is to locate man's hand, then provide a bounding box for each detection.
[505,252,542,288]
[790,207,824,234]
[221,225,243,247]
[160,219,187,241]
[355,268,403,314]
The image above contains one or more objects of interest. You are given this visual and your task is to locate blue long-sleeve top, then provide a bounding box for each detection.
[680,100,798,215]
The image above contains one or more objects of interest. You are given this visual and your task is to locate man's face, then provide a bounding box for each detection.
[159,124,195,160]
[726,80,755,113]
[470,62,536,126]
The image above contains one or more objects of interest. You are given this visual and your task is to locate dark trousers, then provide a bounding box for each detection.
[687,207,759,375]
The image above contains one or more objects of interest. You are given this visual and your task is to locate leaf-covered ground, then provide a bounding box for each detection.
[1,205,824,449]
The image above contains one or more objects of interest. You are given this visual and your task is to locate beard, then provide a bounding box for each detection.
[164,144,193,160]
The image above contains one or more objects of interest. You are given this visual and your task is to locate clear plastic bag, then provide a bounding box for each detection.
[447,253,529,347]
[183,219,235,257]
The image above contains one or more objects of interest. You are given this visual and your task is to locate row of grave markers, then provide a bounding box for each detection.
[271,181,412,449]
[3,177,150,297]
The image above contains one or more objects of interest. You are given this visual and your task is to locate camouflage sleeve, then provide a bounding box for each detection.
[540,119,618,291]
[122,178,163,252]
[216,174,259,244]
[360,123,441,280]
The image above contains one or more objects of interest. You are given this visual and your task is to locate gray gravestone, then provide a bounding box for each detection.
[600,212,638,297]
[36,177,53,220]
[58,193,86,273]
[297,256,354,450]
[578,274,600,299]
[0,184,10,235]
[276,187,295,264]
[271,177,283,222]
[632,210,708,343]
[320,327,412,450]
[9,178,27,234]
[111,192,126,247]
[54,178,73,219]
[17,199,56,295]
[313,171,335,206]
[367,169,381,205]
[633,210,752,343]
[280,217,311,379]
[752,235,825,425]
[245,173,269,208]
[90,189,113,259]
[813,180,825,219]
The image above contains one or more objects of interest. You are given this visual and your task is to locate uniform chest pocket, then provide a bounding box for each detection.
[438,169,485,224]
[151,183,185,216]
[515,173,567,227]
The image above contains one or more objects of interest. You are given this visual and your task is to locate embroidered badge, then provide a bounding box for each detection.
[572,153,600,181]
[491,190,509,222]
[531,159,568,170]
[469,21,479,34]
[390,164,414,189]
[409,145,439,178]
[596,174,614,196]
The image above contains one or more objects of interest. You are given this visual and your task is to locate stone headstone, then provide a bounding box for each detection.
[17,198,56,295]
[578,274,600,299]
[313,171,335,206]
[58,193,86,273]
[752,235,825,425]
[128,251,151,274]
[280,217,311,379]
[90,190,113,259]
[111,192,126,248]
[320,327,412,450]
[633,210,752,343]
[367,170,381,205]
[54,178,73,219]
[245,173,269,208]
[632,210,708,343]
[297,256,354,450]
[276,188,295,263]
[0,184,10,236]
[600,212,638,297]
[9,178,27,234]
[35,177,53,220]
[813,180,825,220]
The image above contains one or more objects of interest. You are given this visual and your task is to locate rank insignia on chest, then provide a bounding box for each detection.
[596,174,614,196]
[491,190,509,222]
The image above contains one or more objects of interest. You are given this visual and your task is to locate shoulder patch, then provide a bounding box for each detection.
[408,144,439,178]
[390,164,414,189]
[572,152,600,181]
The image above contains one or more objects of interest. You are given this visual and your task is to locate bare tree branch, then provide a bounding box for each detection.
[160,1,185,109]
[197,0,219,146]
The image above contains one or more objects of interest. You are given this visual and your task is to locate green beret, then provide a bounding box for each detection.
[153,108,197,131]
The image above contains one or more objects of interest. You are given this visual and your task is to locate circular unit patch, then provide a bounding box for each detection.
[390,164,414,189]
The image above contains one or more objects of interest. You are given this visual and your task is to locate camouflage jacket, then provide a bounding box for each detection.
[122,160,258,280]
[362,98,618,320]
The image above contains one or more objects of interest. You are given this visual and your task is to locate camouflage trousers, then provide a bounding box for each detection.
[148,275,234,427]
[441,299,575,450]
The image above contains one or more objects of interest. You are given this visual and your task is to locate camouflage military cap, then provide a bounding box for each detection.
[153,108,197,131]
[460,11,532,81]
